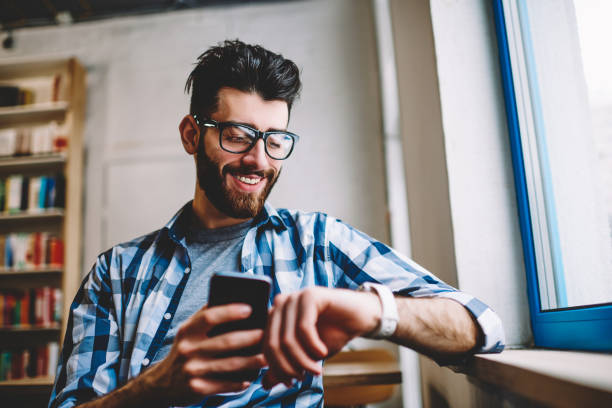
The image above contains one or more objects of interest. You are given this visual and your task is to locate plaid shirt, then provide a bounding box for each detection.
[49,202,504,408]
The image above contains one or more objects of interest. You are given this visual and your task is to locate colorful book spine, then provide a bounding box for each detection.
[0,174,65,214]
[0,121,64,157]
[0,287,61,328]
[0,342,60,381]
[0,233,63,270]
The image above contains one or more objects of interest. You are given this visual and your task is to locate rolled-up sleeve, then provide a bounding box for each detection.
[49,251,121,408]
[326,218,505,354]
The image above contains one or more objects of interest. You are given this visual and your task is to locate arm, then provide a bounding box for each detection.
[50,252,265,408]
[76,304,266,408]
[261,287,482,388]
[262,217,502,388]
[392,296,482,357]
[49,252,121,408]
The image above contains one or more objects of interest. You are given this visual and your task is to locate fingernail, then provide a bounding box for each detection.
[242,381,251,389]
[239,305,252,315]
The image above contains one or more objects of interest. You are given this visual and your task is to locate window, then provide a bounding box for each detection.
[493,0,612,350]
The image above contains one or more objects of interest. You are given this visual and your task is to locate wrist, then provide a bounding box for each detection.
[358,283,399,339]
[134,365,169,407]
[357,291,384,335]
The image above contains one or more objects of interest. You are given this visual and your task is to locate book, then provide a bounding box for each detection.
[27,177,42,213]
[0,178,5,211]
[6,175,22,213]
[0,86,20,107]
[19,176,29,211]
[0,128,17,157]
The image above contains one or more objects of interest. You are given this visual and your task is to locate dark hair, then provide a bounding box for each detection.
[185,39,302,119]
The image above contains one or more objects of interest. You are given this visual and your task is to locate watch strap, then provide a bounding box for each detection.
[358,282,399,339]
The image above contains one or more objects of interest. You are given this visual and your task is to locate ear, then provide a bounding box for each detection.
[179,115,200,155]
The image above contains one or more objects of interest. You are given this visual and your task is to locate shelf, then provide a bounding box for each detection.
[0,102,69,127]
[0,376,54,396]
[0,209,64,222]
[0,324,60,333]
[0,376,54,387]
[0,325,61,348]
[0,267,63,277]
[0,56,70,78]
[0,154,66,173]
[464,349,612,408]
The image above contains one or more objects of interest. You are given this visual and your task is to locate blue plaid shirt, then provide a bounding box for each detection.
[49,201,504,408]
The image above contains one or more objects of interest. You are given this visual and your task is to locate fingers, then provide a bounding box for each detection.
[263,295,287,385]
[281,295,322,374]
[184,353,267,376]
[189,377,251,396]
[296,292,328,360]
[177,329,264,358]
[263,292,325,389]
[179,303,252,338]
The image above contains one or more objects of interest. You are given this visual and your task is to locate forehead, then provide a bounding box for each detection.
[213,87,289,131]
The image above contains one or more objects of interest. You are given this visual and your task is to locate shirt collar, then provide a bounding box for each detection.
[161,200,288,245]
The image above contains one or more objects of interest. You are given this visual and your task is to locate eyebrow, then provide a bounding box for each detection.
[227,120,287,132]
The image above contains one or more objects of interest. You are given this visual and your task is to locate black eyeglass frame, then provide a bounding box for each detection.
[192,114,299,160]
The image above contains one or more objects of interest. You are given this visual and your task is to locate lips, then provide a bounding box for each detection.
[234,174,262,185]
[227,170,268,192]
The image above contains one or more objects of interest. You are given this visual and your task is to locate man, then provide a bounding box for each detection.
[49,40,504,408]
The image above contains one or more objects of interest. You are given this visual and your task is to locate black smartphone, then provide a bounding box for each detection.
[207,271,271,339]
[207,272,271,382]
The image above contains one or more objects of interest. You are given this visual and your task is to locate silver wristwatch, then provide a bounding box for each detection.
[358,282,399,339]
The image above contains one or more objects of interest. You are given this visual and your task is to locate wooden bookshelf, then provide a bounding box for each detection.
[0,324,61,333]
[0,266,63,276]
[0,153,67,172]
[0,209,65,221]
[0,376,54,387]
[0,102,69,127]
[0,57,85,393]
[0,376,55,405]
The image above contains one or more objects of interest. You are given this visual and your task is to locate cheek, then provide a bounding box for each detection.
[271,161,282,174]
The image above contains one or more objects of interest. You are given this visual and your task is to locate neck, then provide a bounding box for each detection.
[192,187,253,229]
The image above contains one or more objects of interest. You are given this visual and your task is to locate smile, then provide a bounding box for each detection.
[235,175,262,185]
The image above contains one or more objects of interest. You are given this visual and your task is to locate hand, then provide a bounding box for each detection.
[142,303,267,407]
[262,287,381,389]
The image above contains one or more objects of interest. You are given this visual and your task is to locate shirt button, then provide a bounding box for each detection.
[142,358,150,366]
[185,267,191,274]
[164,313,172,320]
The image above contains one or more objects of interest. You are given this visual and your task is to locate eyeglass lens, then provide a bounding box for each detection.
[221,125,294,159]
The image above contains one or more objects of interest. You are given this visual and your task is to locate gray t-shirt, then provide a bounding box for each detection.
[153,213,253,363]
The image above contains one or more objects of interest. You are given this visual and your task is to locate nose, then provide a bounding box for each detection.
[241,139,268,168]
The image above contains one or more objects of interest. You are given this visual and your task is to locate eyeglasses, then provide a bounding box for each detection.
[193,114,299,160]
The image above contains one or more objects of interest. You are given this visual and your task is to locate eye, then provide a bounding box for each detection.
[267,134,291,151]
[223,127,252,145]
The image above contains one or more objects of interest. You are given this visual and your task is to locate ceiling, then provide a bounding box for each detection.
[1,0,289,30]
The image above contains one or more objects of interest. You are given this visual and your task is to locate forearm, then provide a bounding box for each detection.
[76,371,161,408]
[390,297,483,359]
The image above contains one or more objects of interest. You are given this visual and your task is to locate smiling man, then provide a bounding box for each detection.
[49,40,504,408]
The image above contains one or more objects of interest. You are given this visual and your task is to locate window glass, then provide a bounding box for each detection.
[508,0,612,310]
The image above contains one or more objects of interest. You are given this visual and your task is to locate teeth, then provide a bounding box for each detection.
[236,175,261,185]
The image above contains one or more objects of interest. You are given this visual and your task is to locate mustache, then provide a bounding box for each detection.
[222,165,274,179]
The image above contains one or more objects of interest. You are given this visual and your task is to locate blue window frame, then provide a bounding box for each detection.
[492,0,612,351]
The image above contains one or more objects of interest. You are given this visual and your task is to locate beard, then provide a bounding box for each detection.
[195,138,280,219]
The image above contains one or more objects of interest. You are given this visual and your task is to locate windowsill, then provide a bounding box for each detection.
[461,349,612,406]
